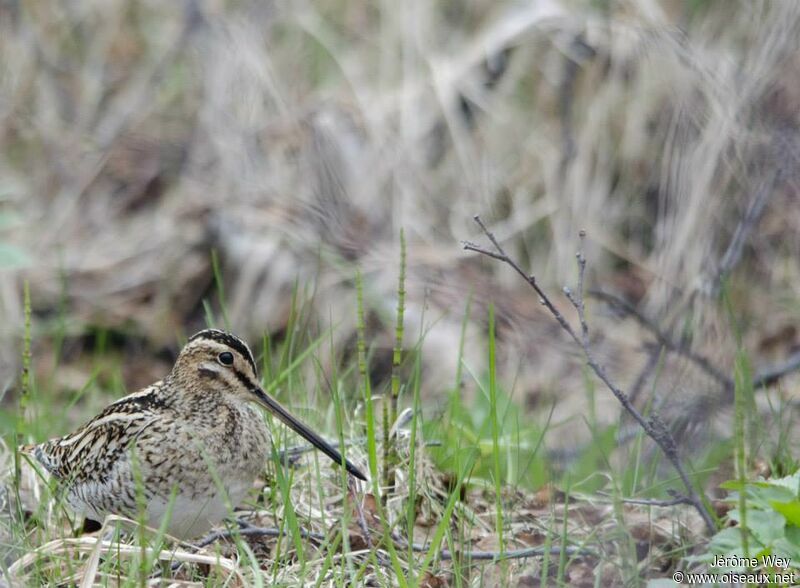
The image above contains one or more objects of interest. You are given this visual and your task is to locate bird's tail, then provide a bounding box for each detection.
[19,442,62,478]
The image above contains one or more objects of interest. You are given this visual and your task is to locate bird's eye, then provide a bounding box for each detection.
[218,352,234,366]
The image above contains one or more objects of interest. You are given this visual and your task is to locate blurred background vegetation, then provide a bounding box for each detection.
[0,0,798,491]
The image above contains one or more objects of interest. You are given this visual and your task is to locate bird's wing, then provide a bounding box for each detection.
[27,384,167,483]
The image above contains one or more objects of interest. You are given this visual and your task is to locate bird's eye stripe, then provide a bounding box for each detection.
[191,329,258,377]
[218,352,234,365]
[232,368,258,394]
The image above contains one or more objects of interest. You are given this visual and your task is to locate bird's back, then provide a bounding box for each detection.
[23,384,167,520]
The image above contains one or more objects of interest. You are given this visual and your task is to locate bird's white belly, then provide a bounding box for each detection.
[144,480,253,538]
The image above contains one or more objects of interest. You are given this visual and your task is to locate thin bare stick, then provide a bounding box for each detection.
[196,523,326,549]
[709,162,789,295]
[463,217,581,346]
[597,490,695,508]
[432,544,593,562]
[617,496,692,507]
[390,529,596,561]
[753,350,800,389]
[589,289,732,390]
[464,216,716,533]
[195,523,594,566]
[563,230,589,346]
[591,290,800,393]
[552,345,665,462]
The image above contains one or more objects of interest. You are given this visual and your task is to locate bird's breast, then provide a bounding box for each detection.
[205,401,270,482]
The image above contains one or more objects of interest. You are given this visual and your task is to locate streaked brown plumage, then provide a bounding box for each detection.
[21,329,365,539]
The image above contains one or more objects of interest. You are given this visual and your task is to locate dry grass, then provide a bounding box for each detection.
[1,0,799,584]
[4,435,707,586]
[0,1,797,410]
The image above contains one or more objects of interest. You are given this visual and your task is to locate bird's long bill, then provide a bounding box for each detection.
[252,387,367,481]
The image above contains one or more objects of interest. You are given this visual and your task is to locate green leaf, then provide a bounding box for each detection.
[707,527,747,554]
[767,473,800,497]
[772,536,800,562]
[782,526,800,553]
[723,481,797,511]
[771,501,800,527]
[720,479,763,491]
[746,509,786,547]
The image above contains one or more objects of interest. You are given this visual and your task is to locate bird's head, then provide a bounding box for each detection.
[173,329,366,481]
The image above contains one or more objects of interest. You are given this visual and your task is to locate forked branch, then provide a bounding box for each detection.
[463,215,716,534]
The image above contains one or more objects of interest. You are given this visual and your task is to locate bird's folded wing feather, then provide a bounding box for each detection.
[23,385,167,483]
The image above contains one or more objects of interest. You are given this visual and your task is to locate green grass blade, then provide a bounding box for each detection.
[487,304,504,556]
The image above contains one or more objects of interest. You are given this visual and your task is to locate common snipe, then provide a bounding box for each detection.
[21,329,366,538]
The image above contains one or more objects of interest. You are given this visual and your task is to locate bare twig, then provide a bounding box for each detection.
[196,523,326,549]
[753,350,800,389]
[589,289,733,390]
[563,230,589,347]
[590,290,800,393]
[597,490,695,508]
[709,163,789,296]
[463,217,581,345]
[390,530,596,561]
[194,522,594,567]
[464,216,716,534]
[433,544,594,562]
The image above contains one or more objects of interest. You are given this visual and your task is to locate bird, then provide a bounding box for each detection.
[21,328,366,539]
